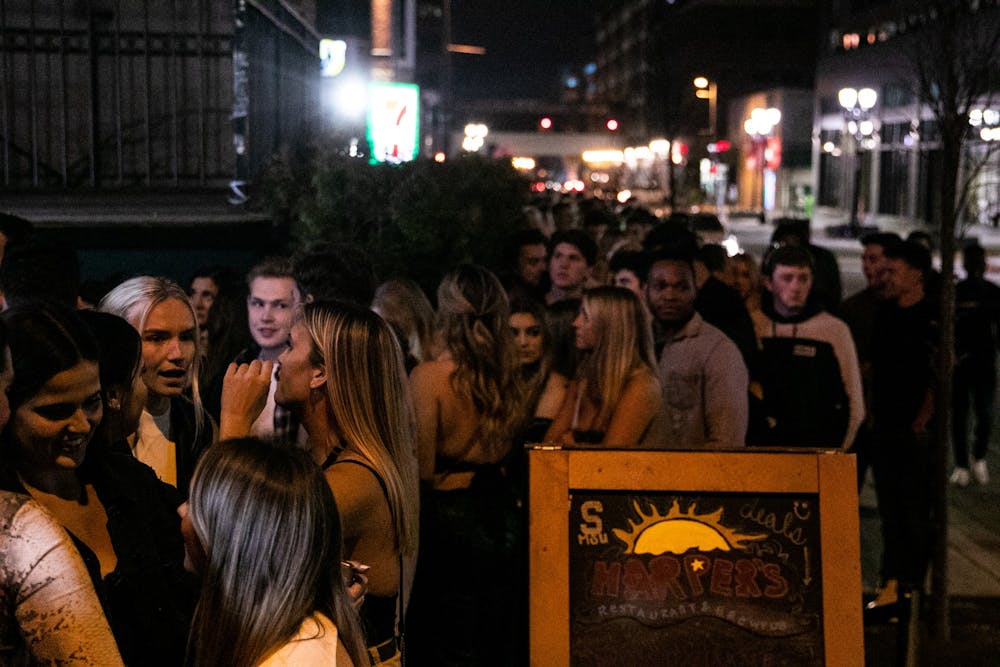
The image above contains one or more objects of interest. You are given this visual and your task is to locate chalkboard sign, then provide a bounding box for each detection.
[569,491,823,666]
[528,449,862,666]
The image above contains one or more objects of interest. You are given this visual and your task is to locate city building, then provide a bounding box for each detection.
[813,0,1000,231]
[590,0,819,210]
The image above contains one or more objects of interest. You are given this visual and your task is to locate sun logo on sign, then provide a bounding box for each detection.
[613,500,766,556]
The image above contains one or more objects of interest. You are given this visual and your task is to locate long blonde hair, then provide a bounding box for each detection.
[99,276,207,438]
[302,300,419,556]
[577,286,656,429]
[371,278,438,363]
[437,265,525,459]
[186,437,367,667]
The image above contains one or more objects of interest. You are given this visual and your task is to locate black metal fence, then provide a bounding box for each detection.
[0,0,319,191]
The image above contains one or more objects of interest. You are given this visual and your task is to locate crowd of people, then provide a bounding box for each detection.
[0,196,995,664]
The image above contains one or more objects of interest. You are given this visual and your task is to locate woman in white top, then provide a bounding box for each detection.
[181,436,366,666]
[100,276,215,495]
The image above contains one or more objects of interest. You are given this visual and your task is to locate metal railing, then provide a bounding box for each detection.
[0,0,319,191]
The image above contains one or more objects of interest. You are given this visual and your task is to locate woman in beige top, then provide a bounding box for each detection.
[544,286,663,447]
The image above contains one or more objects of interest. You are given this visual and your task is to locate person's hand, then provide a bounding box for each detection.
[219,360,273,440]
[341,560,370,609]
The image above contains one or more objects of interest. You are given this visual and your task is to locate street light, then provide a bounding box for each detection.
[693,76,717,137]
[744,107,781,215]
[838,87,878,235]
[462,123,489,152]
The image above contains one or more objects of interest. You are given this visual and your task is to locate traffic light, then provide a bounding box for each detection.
[540,117,553,130]
[606,119,619,131]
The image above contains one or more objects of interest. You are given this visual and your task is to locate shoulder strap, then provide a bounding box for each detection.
[330,457,390,504]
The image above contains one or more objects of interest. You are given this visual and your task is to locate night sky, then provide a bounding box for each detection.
[450,0,595,100]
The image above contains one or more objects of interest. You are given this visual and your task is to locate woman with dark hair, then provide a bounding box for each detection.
[0,305,194,666]
[182,437,366,666]
[408,264,528,665]
[544,286,663,446]
[509,299,568,443]
[0,317,124,665]
[197,276,252,421]
[77,311,149,448]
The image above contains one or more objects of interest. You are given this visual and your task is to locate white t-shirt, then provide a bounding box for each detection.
[129,408,178,487]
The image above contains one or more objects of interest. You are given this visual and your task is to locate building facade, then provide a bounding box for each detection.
[591,0,819,210]
[813,0,1000,230]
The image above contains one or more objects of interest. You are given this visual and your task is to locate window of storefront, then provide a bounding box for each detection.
[878,122,912,216]
[878,149,909,216]
[818,129,842,207]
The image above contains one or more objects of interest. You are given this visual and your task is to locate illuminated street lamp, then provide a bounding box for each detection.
[744,107,781,214]
[462,123,489,152]
[838,87,878,235]
[693,76,717,137]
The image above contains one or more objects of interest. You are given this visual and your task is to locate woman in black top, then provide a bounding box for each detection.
[221,300,418,663]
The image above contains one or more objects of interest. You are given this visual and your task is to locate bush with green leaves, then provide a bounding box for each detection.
[261,147,530,296]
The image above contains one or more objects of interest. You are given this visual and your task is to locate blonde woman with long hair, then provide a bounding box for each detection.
[181,437,367,666]
[544,286,663,447]
[371,278,441,371]
[407,264,528,665]
[220,300,418,664]
[100,276,215,495]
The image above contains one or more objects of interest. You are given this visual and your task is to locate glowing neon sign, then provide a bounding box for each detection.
[366,82,420,164]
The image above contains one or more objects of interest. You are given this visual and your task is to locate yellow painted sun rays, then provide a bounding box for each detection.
[613,500,767,556]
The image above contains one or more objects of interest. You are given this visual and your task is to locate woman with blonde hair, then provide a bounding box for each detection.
[371,278,440,371]
[100,276,215,495]
[407,264,528,665]
[221,300,418,664]
[182,437,367,666]
[544,286,663,446]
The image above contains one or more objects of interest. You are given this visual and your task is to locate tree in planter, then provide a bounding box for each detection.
[889,1,1000,639]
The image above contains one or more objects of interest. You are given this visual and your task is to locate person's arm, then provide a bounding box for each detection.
[912,388,935,435]
[218,360,273,440]
[325,464,383,548]
[832,322,866,449]
[409,362,441,482]
[10,500,125,666]
[543,380,579,445]
[601,372,662,448]
[704,338,749,448]
[534,371,569,420]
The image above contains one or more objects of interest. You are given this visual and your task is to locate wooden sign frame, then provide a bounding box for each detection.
[528,448,862,666]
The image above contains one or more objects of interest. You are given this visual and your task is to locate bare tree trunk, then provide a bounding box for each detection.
[930,132,961,641]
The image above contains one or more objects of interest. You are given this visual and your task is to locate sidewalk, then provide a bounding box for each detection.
[859,410,1000,665]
